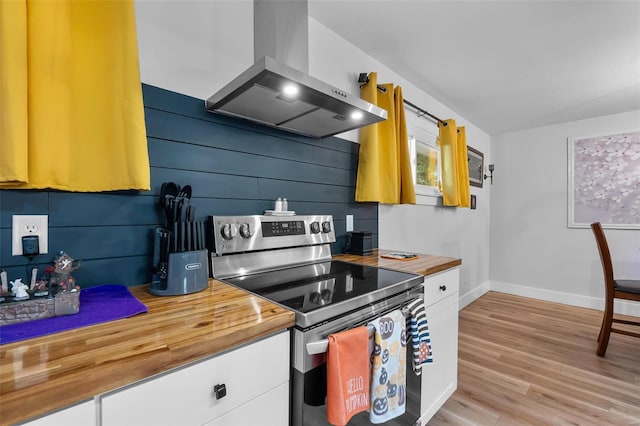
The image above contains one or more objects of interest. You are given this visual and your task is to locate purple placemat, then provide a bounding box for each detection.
[0,284,148,345]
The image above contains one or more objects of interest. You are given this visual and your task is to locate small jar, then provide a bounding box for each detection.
[282,198,288,212]
[54,291,80,316]
[274,198,283,212]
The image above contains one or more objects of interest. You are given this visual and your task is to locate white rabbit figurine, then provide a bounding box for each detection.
[11,278,30,300]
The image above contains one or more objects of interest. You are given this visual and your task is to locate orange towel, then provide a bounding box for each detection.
[326,326,370,425]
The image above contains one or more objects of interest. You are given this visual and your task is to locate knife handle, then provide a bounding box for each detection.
[199,221,206,250]
[180,222,185,252]
[173,223,178,253]
[153,227,162,268]
[186,222,192,251]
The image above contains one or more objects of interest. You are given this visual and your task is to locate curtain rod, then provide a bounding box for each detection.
[357,73,447,126]
[402,100,446,126]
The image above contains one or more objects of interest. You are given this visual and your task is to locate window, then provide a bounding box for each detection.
[409,131,441,197]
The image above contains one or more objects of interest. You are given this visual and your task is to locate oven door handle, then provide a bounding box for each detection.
[305,299,419,356]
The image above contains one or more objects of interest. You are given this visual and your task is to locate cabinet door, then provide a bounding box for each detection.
[22,400,95,426]
[101,331,289,426]
[419,293,458,423]
[203,382,289,426]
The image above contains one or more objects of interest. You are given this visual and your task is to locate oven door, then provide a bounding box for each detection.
[291,286,424,426]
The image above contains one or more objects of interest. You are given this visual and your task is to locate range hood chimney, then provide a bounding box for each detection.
[205,0,387,139]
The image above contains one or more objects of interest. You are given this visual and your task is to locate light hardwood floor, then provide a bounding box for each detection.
[429,291,640,425]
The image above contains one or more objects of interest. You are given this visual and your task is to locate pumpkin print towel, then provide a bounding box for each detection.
[368,310,407,423]
[326,326,370,425]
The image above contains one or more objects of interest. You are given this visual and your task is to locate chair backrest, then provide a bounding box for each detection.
[591,222,614,292]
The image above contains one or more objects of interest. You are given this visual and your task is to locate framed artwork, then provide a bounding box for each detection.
[568,130,640,229]
[467,146,484,188]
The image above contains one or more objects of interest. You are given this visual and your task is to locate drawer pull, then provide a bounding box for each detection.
[439,285,447,292]
[213,383,227,400]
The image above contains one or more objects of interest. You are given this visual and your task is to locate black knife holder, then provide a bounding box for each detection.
[148,249,209,296]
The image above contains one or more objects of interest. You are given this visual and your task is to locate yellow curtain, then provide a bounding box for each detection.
[456,126,470,208]
[0,0,150,191]
[394,86,415,204]
[0,0,28,184]
[439,119,470,207]
[355,72,415,204]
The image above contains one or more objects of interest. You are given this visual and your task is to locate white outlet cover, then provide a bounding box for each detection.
[12,215,49,256]
[346,214,354,232]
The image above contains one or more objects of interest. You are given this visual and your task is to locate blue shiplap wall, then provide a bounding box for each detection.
[0,84,378,286]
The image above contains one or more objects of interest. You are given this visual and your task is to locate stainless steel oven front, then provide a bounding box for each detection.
[208,215,425,426]
[291,285,424,426]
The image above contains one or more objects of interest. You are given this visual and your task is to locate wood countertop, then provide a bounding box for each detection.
[334,249,462,276]
[0,249,460,425]
[0,280,295,425]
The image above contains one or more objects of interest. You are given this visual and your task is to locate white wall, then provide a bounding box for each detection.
[134,1,492,308]
[490,110,640,315]
[135,0,254,100]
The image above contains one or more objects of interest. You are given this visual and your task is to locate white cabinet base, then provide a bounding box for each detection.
[203,381,289,426]
[419,268,459,424]
[101,331,290,426]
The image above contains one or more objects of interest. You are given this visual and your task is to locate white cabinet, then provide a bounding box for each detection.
[203,382,289,426]
[101,331,290,426]
[21,400,95,426]
[419,268,459,424]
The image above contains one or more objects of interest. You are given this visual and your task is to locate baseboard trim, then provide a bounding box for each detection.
[459,281,490,310]
[489,280,640,317]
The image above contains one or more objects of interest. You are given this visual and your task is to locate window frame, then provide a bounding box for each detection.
[408,128,441,198]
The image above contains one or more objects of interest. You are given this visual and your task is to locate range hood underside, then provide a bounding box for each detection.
[206,57,387,138]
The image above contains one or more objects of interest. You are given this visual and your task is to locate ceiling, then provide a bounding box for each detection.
[308,0,640,135]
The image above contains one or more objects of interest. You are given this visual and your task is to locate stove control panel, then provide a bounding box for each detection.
[208,215,336,255]
[262,220,306,237]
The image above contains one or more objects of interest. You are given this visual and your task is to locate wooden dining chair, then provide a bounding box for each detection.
[590,222,640,357]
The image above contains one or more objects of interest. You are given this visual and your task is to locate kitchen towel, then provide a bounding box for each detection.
[326,326,370,426]
[0,285,147,345]
[368,310,407,424]
[406,299,433,375]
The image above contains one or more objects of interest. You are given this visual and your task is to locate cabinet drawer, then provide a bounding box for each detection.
[101,331,290,426]
[22,400,95,426]
[203,381,289,426]
[424,268,459,307]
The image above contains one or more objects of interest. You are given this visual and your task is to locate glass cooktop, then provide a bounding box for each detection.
[222,260,423,327]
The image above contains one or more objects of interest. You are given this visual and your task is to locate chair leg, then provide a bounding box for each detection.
[597,314,605,342]
[596,299,614,357]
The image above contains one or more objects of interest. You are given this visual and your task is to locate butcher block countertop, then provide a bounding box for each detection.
[335,249,462,276]
[0,280,295,425]
[0,250,460,425]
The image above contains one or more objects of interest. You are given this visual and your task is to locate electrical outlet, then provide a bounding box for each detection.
[346,214,354,232]
[12,215,48,256]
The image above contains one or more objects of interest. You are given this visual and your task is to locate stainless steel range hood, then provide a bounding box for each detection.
[205,0,387,139]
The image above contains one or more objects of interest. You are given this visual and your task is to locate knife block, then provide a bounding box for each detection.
[148,249,209,296]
